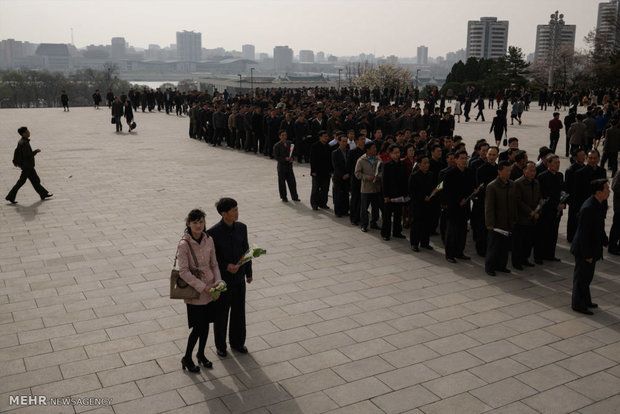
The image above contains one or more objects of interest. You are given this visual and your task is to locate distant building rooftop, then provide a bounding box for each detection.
[35,43,70,57]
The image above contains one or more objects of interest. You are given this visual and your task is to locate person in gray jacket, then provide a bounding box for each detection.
[354,142,383,232]
[567,115,587,154]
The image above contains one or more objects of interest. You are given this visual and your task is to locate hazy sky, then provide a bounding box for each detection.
[0,0,598,58]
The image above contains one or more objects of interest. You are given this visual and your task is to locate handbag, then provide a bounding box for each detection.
[111,117,115,124]
[131,121,137,129]
[170,240,201,300]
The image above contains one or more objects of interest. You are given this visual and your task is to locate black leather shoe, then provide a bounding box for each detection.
[410,245,420,252]
[457,255,471,260]
[588,303,599,308]
[40,193,53,200]
[319,205,330,210]
[572,307,594,315]
[5,197,17,204]
[181,356,200,373]
[421,244,434,250]
[486,270,497,276]
[523,261,535,267]
[281,198,288,203]
[497,268,511,273]
[196,355,213,369]
[216,348,227,357]
[292,198,300,201]
[232,346,248,354]
[393,234,406,239]
[382,236,390,241]
[361,226,368,232]
[312,205,319,210]
[446,257,457,263]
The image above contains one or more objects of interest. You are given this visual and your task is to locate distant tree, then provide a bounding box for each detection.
[504,46,529,87]
[584,23,620,87]
[353,63,412,93]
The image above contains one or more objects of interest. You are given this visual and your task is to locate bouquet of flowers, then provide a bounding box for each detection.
[429,181,444,199]
[556,191,570,218]
[289,144,295,158]
[533,197,549,215]
[389,196,411,203]
[210,280,227,299]
[237,247,267,266]
[465,183,485,203]
[493,228,512,237]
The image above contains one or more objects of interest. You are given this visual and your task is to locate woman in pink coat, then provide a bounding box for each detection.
[178,209,222,372]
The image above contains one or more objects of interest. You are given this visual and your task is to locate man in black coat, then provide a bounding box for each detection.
[565,148,586,242]
[473,146,499,256]
[6,127,53,204]
[310,131,333,210]
[381,144,408,240]
[347,135,366,225]
[573,150,607,218]
[331,135,350,217]
[208,198,253,355]
[534,155,565,263]
[409,154,435,251]
[570,179,610,315]
[273,130,299,202]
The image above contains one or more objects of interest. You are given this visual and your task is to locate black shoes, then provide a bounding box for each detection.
[281,198,288,203]
[382,236,390,241]
[216,348,227,357]
[497,268,511,273]
[196,354,213,369]
[572,307,594,316]
[588,303,599,308]
[457,255,471,260]
[411,245,420,252]
[5,196,17,204]
[420,244,434,250]
[292,198,300,202]
[232,346,248,354]
[181,356,200,373]
[41,193,53,200]
[319,205,330,210]
[361,226,368,233]
[446,257,457,263]
[312,205,319,211]
[393,234,406,239]
[486,270,497,276]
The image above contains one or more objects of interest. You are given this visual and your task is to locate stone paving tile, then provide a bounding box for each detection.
[1,108,619,413]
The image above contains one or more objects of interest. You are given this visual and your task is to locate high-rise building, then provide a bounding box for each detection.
[417,45,428,65]
[534,13,576,61]
[242,44,255,60]
[597,0,620,51]
[299,50,314,63]
[316,51,325,62]
[466,17,509,59]
[273,45,293,73]
[176,31,201,61]
[110,37,126,60]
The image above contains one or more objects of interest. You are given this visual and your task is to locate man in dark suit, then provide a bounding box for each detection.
[6,127,53,204]
[381,144,408,240]
[565,148,586,242]
[570,179,610,315]
[535,155,565,264]
[347,135,366,225]
[331,134,350,217]
[573,150,607,217]
[310,131,333,210]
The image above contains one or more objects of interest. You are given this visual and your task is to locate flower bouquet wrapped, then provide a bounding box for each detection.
[493,228,512,237]
[465,183,485,203]
[289,144,295,158]
[556,191,570,218]
[237,247,267,266]
[533,197,549,215]
[428,181,444,199]
[389,196,411,203]
[210,280,227,299]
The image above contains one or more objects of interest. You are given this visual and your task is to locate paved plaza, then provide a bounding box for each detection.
[0,105,619,414]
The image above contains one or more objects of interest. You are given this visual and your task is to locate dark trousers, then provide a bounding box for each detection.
[485,230,510,272]
[114,116,122,131]
[245,130,256,152]
[571,256,596,311]
[512,224,535,266]
[381,202,403,238]
[475,109,485,121]
[439,209,448,243]
[609,210,620,252]
[410,203,431,247]
[6,168,49,201]
[310,174,330,208]
[214,127,226,145]
[214,279,246,351]
[534,214,560,260]
[350,180,361,224]
[445,215,467,259]
[604,151,618,176]
[550,131,560,154]
[332,178,350,216]
[471,202,487,256]
[360,192,381,228]
[565,133,570,157]
[277,165,298,200]
[256,133,265,154]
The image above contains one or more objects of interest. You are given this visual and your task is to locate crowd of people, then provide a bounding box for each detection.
[99,84,619,316]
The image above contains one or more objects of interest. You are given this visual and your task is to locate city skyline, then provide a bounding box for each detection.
[0,0,597,59]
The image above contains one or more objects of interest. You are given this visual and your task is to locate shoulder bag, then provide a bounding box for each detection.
[170,240,201,300]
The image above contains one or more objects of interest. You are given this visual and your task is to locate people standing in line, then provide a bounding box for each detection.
[273,130,299,203]
[111,96,124,133]
[473,145,499,256]
[512,161,540,269]
[484,161,517,276]
[548,112,563,154]
[380,144,408,241]
[331,134,350,218]
[60,90,69,112]
[309,131,332,210]
[6,127,53,204]
[347,135,366,226]
[355,142,383,233]
[208,198,252,357]
[178,209,221,373]
[573,150,607,224]
[570,179,610,315]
